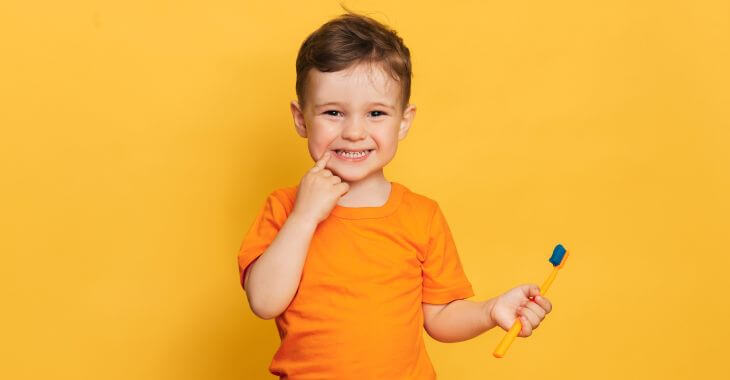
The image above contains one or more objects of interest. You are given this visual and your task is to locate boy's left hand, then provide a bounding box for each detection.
[488,284,552,337]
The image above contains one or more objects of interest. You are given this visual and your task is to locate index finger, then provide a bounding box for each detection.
[534,295,552,313]
[313,151,331,171]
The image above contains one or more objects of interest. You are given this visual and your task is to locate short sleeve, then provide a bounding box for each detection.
[421,202,474,304]
[237,190,290,290]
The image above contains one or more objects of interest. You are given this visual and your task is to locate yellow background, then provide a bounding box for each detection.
[2,0,728,379]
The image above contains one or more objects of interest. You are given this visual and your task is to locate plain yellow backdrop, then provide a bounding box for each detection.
[2,0,728,379]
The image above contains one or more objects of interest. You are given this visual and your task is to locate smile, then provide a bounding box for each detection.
[333,149,374,162]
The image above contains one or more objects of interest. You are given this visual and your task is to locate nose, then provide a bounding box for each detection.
[341,117,367,141]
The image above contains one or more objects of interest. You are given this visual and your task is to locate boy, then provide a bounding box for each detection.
[237,10,553,379]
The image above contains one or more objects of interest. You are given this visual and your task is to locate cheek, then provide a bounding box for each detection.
[372,129,398,150]
[308,138,329,159]
[307,125,338,153]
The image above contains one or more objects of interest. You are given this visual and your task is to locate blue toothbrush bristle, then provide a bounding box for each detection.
[549,244,566,266]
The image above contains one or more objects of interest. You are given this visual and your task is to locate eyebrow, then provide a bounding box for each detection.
[315,101,395,110]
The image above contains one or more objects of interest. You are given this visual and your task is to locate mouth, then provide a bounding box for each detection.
[332,149,374,162]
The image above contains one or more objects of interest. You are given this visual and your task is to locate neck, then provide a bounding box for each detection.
[337,169,391,207]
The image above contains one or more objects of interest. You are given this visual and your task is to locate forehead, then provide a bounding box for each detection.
[306,62,400,109]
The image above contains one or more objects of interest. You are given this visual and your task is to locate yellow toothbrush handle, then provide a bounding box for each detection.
[493,319,522,357]
[540,267,559,294]
[493,267,559,358]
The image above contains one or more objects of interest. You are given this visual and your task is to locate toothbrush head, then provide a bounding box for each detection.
[548,244,569,269]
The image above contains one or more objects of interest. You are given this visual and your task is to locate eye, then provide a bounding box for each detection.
[324,110,342,117]
[370,110,387,117]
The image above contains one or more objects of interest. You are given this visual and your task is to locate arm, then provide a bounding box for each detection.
[243,151,347,320]
[243,213,317,320]
[422,284,553,343]
[422,298,496,343]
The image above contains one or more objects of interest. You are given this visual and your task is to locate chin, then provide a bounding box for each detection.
[330,170,364,183]
[329,166,376,183]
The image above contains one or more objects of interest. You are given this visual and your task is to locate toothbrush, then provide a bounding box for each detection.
[493,244,569,358]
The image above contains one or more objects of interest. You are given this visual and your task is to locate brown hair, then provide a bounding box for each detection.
[295,7,412,112]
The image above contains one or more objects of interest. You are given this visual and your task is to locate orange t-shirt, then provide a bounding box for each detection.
[237,181,474,379]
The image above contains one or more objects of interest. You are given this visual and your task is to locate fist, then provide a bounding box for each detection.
[291,151,350,225]
[490,284,553,337]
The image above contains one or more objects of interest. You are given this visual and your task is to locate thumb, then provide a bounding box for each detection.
[519,283,541,299]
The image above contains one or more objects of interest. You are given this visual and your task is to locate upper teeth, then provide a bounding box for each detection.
[337,150,370,157]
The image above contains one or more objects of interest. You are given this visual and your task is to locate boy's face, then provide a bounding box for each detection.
[291,62,416,183]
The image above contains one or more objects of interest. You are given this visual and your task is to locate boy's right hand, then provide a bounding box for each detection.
[291,151,349,225]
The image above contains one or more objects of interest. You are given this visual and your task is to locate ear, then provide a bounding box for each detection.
[397,103,417,141]
[291,100,308,138]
